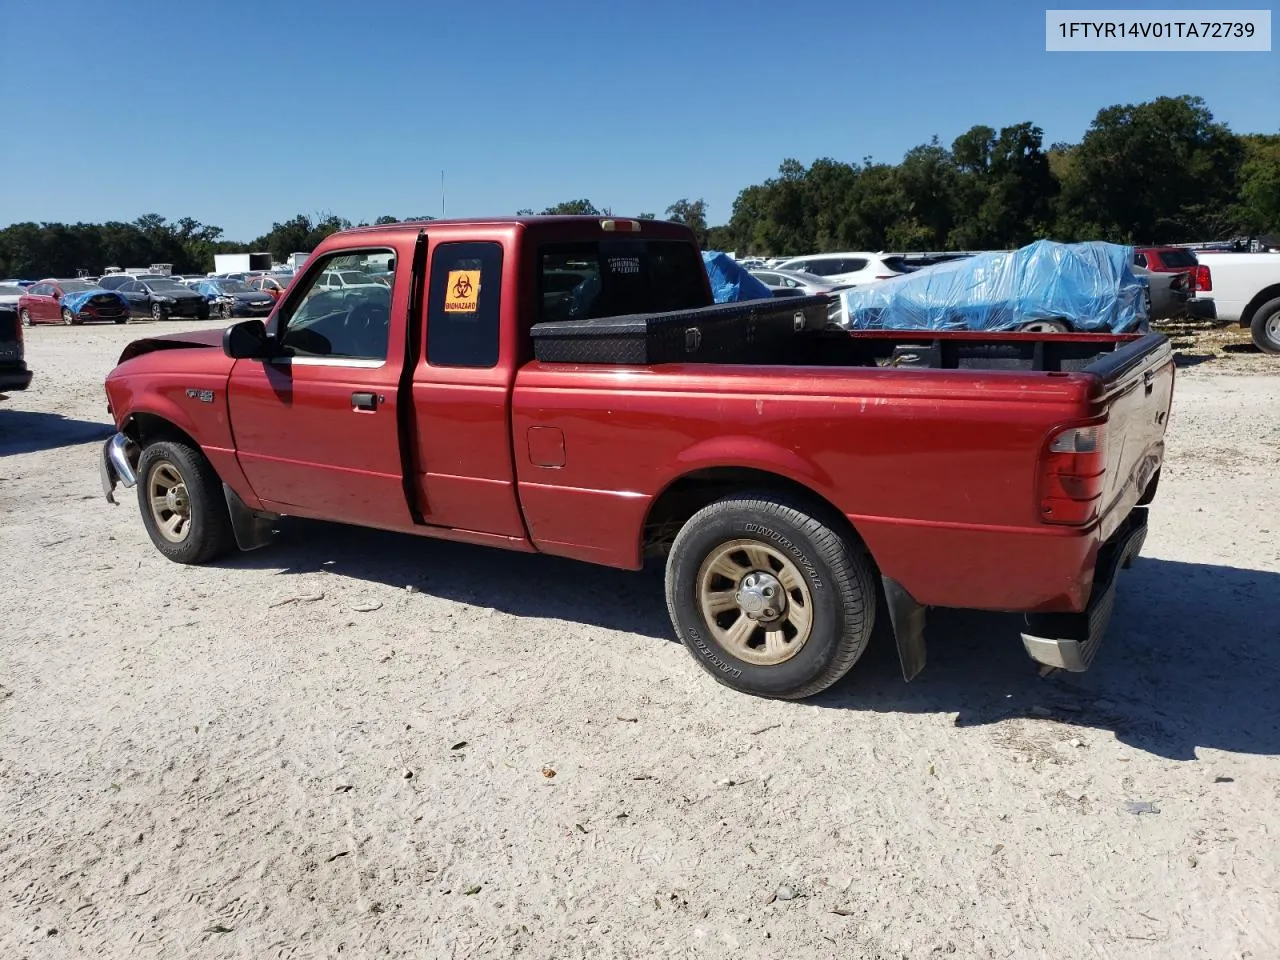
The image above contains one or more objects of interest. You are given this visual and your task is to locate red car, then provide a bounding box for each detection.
[18,279,130,326]
[99,217,1174,700]
[1134,246,1212,293]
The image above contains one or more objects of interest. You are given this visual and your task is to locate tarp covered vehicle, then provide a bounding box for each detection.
[702,251,774,303]
[836,240,1148,333]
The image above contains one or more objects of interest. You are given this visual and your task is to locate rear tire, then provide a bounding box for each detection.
[665,492,876,699]
[19,308,31,327]
[136,440,236,564]
[1249,297,1280,354]
[1018,319,1070,333]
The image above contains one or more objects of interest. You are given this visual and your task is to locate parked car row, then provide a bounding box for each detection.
[1,269,304,327]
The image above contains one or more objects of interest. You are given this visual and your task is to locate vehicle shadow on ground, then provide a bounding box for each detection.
[821,557,1280,761]
[1171,352,1217,368]
[221,518,674,640]
[228,524,1279,760]
[0,409,113,456]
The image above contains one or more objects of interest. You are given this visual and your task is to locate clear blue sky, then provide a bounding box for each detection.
[3,0,1276,240]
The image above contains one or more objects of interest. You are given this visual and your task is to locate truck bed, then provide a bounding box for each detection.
[511,329,1174,612]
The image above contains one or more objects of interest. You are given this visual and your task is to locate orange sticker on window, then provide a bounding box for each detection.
[444,270,480,313]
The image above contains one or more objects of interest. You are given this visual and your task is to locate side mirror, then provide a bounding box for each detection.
[222,318,272,359]
[52,290,62,300]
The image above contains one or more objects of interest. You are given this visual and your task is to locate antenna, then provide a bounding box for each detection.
[441,170,446,219]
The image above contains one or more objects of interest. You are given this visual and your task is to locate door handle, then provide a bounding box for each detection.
[1143,369,1155,394]
[351,391,378,411]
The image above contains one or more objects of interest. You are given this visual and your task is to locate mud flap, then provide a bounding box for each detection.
[883,576,927,681]
[223,483,277,551]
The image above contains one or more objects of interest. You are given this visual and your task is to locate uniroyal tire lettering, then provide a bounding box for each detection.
[741,522,824,588]
[687,627,742,678]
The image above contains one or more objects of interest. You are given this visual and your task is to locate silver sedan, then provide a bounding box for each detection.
[750,269,851,297]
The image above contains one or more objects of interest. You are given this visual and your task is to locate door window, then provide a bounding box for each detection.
[427,241,503,368]
[278,250,395,361]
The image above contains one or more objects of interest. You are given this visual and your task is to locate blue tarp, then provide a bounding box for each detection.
[62,288,127,316]
[702,250,774,303]
[837,240,1148,333]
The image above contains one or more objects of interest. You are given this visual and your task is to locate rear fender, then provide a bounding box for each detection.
[667,435,836,494]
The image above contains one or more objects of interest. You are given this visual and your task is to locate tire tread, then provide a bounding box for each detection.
[136,440,236,564]
[665,491,876,700]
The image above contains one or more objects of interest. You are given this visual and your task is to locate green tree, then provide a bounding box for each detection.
[1235,134,1280,234]
[1058,95,1243,242]
[664,199,709,245]
[540,199,600,215]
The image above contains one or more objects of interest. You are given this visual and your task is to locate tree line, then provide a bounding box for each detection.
[2,96,1276,279]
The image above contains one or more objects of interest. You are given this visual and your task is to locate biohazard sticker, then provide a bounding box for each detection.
[444,270,480,313]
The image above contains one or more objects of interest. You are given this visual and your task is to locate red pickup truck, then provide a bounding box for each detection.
[100,217,1175,699]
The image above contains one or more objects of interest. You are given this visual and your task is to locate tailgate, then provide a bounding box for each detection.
[1087,333,1174,541]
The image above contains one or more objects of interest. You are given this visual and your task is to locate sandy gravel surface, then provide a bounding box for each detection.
[2,322,1278,959]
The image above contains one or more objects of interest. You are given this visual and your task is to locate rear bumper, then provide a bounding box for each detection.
[1184,298,1218,322]
[0,363,32,392]
[1020,506,1148,672]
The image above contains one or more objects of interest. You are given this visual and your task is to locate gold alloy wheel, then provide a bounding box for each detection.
[696,538,814,666]
[147,460,192,543]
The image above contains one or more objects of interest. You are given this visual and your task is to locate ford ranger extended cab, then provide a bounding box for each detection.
[100,217,1175,700]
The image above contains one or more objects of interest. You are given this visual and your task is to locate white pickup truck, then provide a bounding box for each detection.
[1194,252,1280,354]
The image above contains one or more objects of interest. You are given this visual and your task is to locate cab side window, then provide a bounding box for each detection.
[426,241,503,368]
[278,250,394,361]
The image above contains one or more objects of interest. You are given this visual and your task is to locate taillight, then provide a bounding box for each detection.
[1039,423,1107,526]
[1193,265,1212,292]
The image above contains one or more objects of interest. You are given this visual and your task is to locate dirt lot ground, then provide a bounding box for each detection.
[2,321,1278,959]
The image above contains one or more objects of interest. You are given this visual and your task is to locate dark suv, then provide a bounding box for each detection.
[0,302,32,394]
[113,277,211,320]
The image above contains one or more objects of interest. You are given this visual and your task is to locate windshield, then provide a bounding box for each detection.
[60,281,96,292]
[217,280,251,293]
[339,271,371,284]
[148,280,186,292]
[538,240,707,324]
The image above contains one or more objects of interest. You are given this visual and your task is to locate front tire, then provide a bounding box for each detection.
[1249,297,1280,354]
[136,440,236,564]
[61,307,79,326]
[151,303,164,321]
[19,308,32,327]
[665,492,876,699]
[220,302,233,320]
